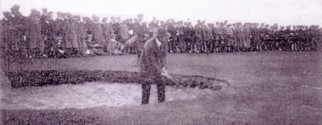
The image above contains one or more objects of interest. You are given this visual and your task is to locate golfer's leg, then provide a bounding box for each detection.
[141,82,151,104]
[157,80,166,103]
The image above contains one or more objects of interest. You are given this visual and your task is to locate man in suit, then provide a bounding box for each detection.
[139,27,171,104]
[0,32,11,97]
[91,15,107,54]
[41,10,55,57]
[11,5,28,58]
[133,14,148,64]
[26,9,44,58]
[102,17,114,47]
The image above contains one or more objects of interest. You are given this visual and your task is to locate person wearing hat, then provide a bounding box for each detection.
[194,20,204,53]
[73,15,88,56]
[166,19,177,53]
[111,16,120,41]
[148,17,159,35]
[139,27,171,104]
[226,24,234,52]
[204,23,214,53]
[40,9,55,57]
[62,13,79,57]
[10,4,28,58]
[1,11,15,60]
[102,17,114,46]
[53,11,66,45]
[0,34,11,96]
[10,4,22,17]
[90,15,107,53]
[137,13,144,23]
[133,15,147,65]
[26,9,45,58]
[118,19,131,44]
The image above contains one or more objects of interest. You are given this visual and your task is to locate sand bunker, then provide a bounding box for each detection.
[1,82,216,110]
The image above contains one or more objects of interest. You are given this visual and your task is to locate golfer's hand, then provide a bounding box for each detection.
[161,69,172,79]
[161,72,170,78]
[162,67,168,74]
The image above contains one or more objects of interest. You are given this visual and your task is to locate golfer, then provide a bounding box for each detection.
[139,27,171,104]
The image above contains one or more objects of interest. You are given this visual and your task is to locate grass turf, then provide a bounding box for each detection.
[1,51,322,124]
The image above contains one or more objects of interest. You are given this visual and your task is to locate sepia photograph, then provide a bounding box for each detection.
[0,0,321,124]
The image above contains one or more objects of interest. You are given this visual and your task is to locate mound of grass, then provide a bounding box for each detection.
[5,70,229,91]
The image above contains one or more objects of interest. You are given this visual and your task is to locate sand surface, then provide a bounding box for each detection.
[1,82,215,109]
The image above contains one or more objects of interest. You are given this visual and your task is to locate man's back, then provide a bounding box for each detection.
[139,37,167,80]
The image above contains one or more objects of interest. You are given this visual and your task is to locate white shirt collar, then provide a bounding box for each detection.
[156,38,162,47]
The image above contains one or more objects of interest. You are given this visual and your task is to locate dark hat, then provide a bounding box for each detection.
[157,27,170,38]
[237,22,242,26]
[83,17,90,21]
[57,11,63,17]
[92,15,98,18]
[224,20,228,25]
[11,4,20,11]
[73,15,81,20]
[42,8,48,12]
[2,11,11,18]
[2,11,11,15]
[31,9,38,13]
[138,13,144,17]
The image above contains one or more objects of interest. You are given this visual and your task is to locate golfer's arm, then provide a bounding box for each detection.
[146,50,162,74]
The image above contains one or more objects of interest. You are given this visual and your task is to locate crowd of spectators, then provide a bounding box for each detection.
[1,4,321,61]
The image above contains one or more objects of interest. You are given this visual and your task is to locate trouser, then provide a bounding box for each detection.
[141,77,166,104]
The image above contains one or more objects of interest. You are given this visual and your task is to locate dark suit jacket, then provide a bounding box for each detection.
[139,37,167,82]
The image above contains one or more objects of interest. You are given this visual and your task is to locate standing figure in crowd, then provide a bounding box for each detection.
[26,9,44,58]
[133,14,147,64]
[0,25,11,94]
[1,11,15,67]
[148,17,159,35]
[118,19,131,44]
[41,9,55,57]
[74,15,87,56]
[91,15,107,54]
[11,5,28,59]
[63,13,79,57]
[102,17,114,46]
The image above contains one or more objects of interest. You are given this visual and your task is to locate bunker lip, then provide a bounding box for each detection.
[5,70,230,91]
